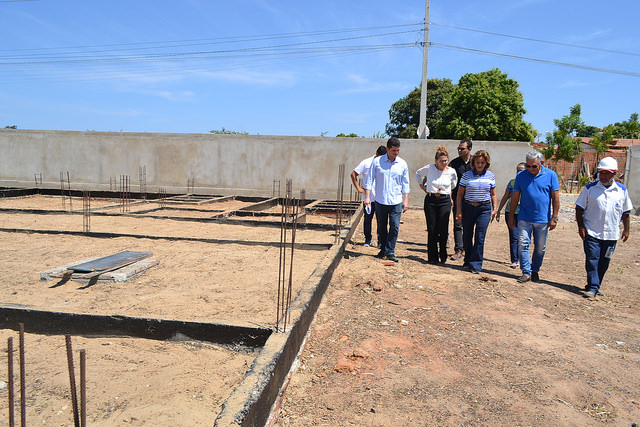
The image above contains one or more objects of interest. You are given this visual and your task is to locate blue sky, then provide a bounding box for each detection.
[1,0,639,139]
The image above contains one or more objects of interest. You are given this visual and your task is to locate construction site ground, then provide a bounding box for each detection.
[0,194,336,425]
[275,197,640,426]
[0,193,638,425]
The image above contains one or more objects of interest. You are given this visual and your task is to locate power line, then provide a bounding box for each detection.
[430,22,640,57]
[430,42,640,78]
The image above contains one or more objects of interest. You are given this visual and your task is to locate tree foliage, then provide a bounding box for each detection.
[540,104,584,163]
[385,78,454,139]
[209,127,249,135]
[436,69,535,141]
[336,132,360,138]
[603,113,640,139]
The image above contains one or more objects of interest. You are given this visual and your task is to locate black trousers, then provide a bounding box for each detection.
[423,194,452,263]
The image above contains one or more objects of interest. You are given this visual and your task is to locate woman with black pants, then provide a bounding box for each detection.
[415,145,458,263]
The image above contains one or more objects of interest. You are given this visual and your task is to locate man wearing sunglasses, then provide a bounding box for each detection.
[507,151,560,283]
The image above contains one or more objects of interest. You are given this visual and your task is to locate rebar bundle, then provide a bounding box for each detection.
[276,179,299,332]
[335,164,345,243]
[120,175,130,213]
[138,166,147,199]
[82,190,91,232]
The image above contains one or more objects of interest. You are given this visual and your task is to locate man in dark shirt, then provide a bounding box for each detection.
[448,139,473,260]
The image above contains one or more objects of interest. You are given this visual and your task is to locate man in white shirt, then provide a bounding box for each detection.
[351,145,387,247]
[364,137,411,263]
[575,157,633,298]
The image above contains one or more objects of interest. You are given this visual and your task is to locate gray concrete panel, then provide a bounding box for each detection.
[1,129,533,207]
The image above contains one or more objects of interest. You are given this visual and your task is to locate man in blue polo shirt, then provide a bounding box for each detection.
[508,151,560,283]
[575,157,633,298]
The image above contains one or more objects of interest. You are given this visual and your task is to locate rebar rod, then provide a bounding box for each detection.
[82,190,91,232]
[283,198,299,332]
[60,171,66,210]
[66,172,73,211]
[18,324,25,427]
[65,335,80,427]
[276,193,286,331]
[79,349,86,427]
[7,337,15,427]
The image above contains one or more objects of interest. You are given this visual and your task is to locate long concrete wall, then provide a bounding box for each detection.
[0,129,546,207]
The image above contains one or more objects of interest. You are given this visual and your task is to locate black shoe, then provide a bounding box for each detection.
[375,250,385,259]
[531,272,540,282]
[385,254,399,263]
[517,274,531,283]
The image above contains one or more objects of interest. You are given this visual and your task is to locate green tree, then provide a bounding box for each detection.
[604,113,640,139]
[336,133,360,138]
[385,78,454,139]
[543,104,584,162]
[576,125,600,137]
[436,68,536,141]
[591,127,614,164]
[209,127,248,135]
[541,104,585,191]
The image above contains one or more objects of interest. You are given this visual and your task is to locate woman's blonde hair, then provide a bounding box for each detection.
[435,145,449,160]
[471,150,491,170]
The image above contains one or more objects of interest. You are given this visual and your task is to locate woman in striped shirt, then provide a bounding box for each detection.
[455,150,498,274]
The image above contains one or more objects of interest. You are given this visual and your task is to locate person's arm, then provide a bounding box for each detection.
[490,187,498,222]
[455,186,465,223]
[415,166,428,194]
[549,189,560,231]
[575,206,586,241]
[350,171,364,194]
[402,192,409,213]
[621,213,630,242]
[496,188,511,223]
[507,191,520,229]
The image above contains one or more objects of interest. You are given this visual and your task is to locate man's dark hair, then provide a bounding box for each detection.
[375,145,387,156]
[387,136,401,148]
[460,139,472,150]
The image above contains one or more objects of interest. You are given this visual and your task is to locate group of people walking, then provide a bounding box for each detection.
[352,137,633,298]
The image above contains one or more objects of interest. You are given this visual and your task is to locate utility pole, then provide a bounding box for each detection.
[417,0,430,139]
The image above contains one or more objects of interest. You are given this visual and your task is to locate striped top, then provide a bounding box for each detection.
[460,170,495,202]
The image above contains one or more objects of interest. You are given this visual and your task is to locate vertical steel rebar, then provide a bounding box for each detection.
[65,335,80,427]
[7,337,15,427]
[283,197,299,332]
[18,324,25,427]
[82,190,91,232]
[66,172,73,211]
[335,164,345,243]
[79,349,86,427]
[60,171,66,210]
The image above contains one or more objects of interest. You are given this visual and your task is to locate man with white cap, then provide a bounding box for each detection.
[575,157,633,298]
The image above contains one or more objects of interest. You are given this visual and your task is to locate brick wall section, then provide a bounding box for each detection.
[531,141,637,181]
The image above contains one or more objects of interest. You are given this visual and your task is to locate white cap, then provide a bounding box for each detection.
[597,157,618,172]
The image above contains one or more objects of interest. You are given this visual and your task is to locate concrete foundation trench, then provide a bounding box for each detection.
[0,187,361,425]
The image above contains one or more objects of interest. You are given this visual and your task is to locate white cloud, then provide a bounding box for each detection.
[336,73,413,94]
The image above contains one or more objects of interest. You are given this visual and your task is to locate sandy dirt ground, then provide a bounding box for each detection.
[275,198,640,426]
[0,195,336,425]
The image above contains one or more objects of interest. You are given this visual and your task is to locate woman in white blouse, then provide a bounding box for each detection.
[415,145,458,263]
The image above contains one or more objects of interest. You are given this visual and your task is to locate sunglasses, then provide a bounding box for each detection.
[525,164,540,169]
[457,147,467,151]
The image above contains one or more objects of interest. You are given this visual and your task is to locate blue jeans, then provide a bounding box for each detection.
[505,212,518,264]
[462,202,492,271]
[517,220,549,276]
[375,203,402,256]
[583,234,616,294]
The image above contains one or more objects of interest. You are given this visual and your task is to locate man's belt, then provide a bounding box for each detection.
[426,192,447,197]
